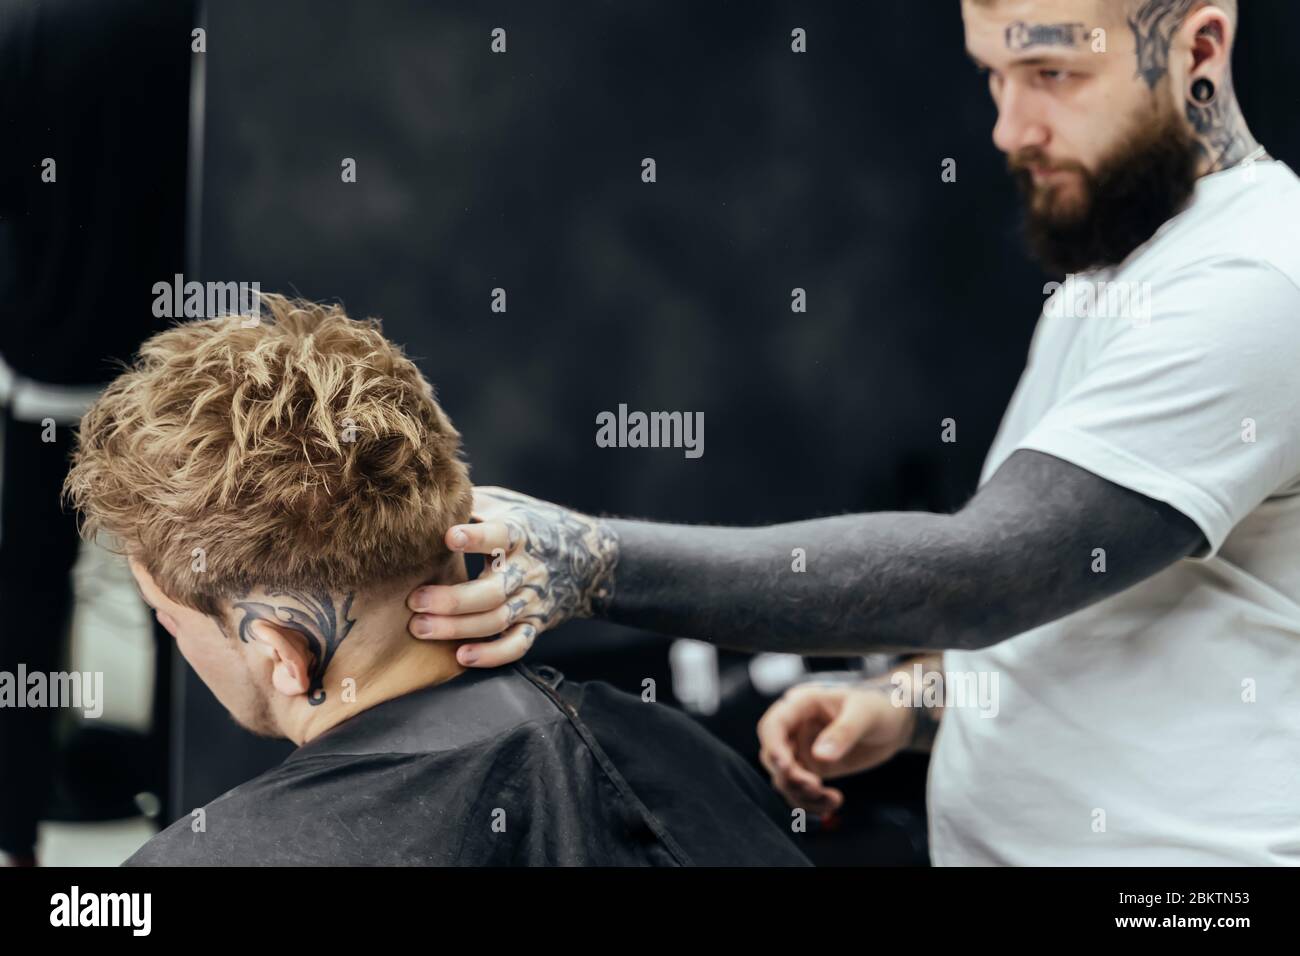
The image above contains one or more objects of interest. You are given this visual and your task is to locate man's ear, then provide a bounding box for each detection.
[245,618,314,699]
[1184,6,1232,78]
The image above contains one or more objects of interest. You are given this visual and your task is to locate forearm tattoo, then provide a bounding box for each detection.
[484,489,620,629]
[602,451,1203,655]
[232,588,356,705]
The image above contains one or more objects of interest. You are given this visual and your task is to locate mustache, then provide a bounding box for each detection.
[1008,105,1201,275]
[1007,150,1089,176]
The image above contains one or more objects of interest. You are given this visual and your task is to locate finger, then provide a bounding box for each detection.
[408,567,525,616]
[766,752,830,806]
[772,718,833,798]
[771,778,808,810]
[805,797,840,818]
[756,704,800,774]
[811,690,879,763]
[444,519,520,556]
[781,756,827,796]
[759,687,848,775]
[779,777,837,817]
[820,786,846,813]
[410,596,538,641]
[765,758,823,808]
[760,738,798,786]
[470,486,527,517]
[457,622,538,668]
[799,794,840,818]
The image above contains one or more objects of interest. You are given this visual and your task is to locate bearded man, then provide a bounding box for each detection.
[406,0,1300,865]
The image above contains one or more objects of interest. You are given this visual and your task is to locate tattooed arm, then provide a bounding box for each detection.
[601,450,1201,654]
[408,449,1203,663]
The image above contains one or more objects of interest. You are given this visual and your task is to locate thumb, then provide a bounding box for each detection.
[811,691,877,762]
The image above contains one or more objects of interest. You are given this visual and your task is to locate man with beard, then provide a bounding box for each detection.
[406,0,1300,864]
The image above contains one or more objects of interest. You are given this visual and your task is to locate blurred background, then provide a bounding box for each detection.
[1,0,1296,866]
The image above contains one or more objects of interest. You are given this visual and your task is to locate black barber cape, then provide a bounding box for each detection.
[125,664,811,866]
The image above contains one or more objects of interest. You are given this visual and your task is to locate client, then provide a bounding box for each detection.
[65,294,809,866]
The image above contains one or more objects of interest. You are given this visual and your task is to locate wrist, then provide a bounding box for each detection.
[581,516,620,619]
[883,655,944,753]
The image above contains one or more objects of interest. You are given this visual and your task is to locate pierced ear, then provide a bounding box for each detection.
[1187,8,1231,69]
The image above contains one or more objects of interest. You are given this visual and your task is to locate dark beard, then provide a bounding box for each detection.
[1011,108,1201,275]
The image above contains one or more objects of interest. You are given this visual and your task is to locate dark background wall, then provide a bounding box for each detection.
[176,0,1297,862]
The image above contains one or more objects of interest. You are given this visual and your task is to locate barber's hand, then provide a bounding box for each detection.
[757,682,915,817]
[406,486,619,668]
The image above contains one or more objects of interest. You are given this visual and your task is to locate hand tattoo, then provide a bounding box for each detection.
[483,490,620,628]
[232,588,356,705]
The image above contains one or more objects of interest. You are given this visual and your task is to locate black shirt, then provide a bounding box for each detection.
[125,664,811,866]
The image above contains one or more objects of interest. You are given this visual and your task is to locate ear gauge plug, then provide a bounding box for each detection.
[1190,78,1216,105]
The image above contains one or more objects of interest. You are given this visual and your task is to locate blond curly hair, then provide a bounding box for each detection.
[64,295,472,614]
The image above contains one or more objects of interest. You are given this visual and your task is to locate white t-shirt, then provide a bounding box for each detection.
[929,160,1300,866]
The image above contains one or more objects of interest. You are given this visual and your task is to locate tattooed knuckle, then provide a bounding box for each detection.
[503,599,528,627]
[505,520,525,551]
